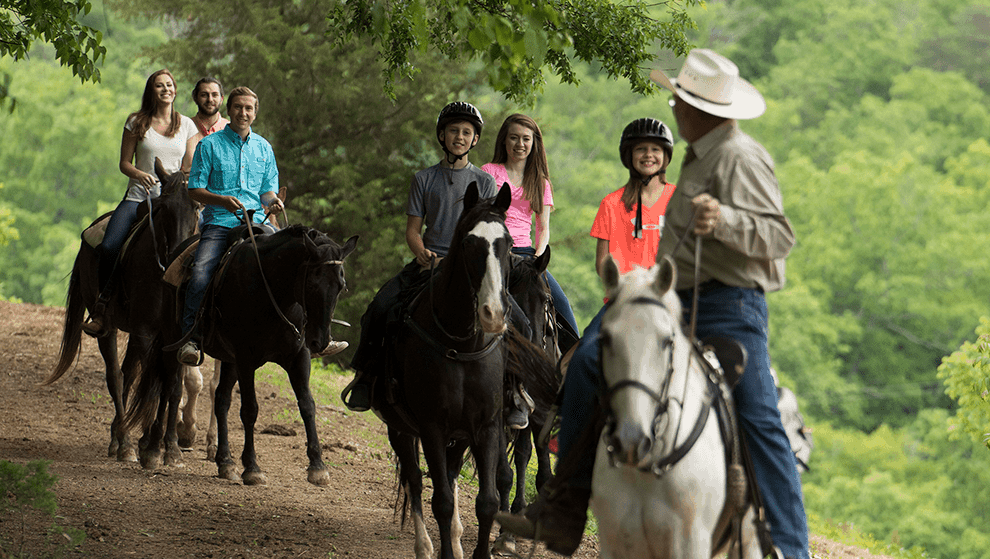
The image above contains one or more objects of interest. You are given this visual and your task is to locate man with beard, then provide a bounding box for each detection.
[190,77,229,140]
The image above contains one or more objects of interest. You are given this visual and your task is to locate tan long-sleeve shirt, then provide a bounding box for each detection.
[659,120,795,292]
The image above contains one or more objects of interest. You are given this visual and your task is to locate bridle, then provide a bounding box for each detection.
[406,228,509,362]
[601,294,720,476]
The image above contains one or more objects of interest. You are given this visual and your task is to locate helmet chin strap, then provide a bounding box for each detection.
[633,167,667,239]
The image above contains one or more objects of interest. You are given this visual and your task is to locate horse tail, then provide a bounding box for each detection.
[122,334,165,433]
[46,249,87,385]
[504,327,559,426]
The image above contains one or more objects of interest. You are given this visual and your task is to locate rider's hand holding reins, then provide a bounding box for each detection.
[691,193,721,236]
[262,192,284,215]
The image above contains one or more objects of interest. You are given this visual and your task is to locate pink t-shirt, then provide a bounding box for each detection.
[481,163,554,248]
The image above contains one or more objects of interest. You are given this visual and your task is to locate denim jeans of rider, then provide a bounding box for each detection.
[181,224,231,336]
[679,285,809,559]
[98,200,141,290]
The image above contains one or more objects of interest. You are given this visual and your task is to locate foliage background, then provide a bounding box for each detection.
[2,0,990,557]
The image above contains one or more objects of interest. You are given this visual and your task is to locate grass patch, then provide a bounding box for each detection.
[807,513,931,559]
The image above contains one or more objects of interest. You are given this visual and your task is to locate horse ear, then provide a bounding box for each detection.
[339,235,359,260]
[154,157,167,183]
[534,246,550,273]
[655,254,676,295]
[494,182,511,212]
[601,254,620,296]
[464,182,480,211]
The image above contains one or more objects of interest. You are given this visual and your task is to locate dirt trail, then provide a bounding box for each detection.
[0,301,891,558]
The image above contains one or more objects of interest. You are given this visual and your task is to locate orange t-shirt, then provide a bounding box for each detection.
[590,183,677,274]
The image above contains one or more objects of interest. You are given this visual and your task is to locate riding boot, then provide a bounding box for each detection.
[496,482,591,556]
[507,383,535,430]
[82,294,111,338]
[341,368,373,412]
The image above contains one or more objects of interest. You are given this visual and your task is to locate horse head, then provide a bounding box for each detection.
[599,254,688,468]
[151,157,199,249]
[297,227,359,355]
[509,247,557,359]
[445,182,513,335]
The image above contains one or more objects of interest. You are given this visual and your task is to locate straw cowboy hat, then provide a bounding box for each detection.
[650,49,766,120]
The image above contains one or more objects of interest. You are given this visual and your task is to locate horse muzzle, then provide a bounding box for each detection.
[605,419,654,467]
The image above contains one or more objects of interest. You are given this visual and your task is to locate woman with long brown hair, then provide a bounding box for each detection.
[83,69,199,337]
[482,113,579,338]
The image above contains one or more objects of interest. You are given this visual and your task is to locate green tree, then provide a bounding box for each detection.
[324,0,699,104]
[0,0,107,108]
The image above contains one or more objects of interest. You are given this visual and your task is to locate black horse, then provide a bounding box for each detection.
[372,183,555,559]
[125,225,358,484]
[46,159,199,462]
[498,249,558,513]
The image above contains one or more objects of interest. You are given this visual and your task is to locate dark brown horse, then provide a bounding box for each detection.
[125,225,358,484]
[372,183,555,559]
[500,249,558,505]
[46,159,199,462]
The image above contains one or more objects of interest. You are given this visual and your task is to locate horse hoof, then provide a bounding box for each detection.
[492,533,517,555]
[307,468,330,486]
[218,464,240,481]
[242,471,268,486]
[118,447,138,463]
[139,450,162,470]
[206,445,217,462]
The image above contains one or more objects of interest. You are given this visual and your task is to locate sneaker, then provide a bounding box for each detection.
[81,315,108,338]
[507,408,530,430]
[177,341,201,366]
[312,340,348,357]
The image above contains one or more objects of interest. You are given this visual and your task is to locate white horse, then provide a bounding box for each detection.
[590,255,768,559]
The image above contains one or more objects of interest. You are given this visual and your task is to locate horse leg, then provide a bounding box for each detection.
[206,359,220,461]
[470,424,501,559]
[176,363,204,449]
[285,351,329,486]
[159,361,184,466]
[235,362,267,485]
[511,426,533,513]
[421,429,457,559]
[492,430,517,554]
[529,417,552,497]
[446,441,470,559]
[116,334,149,463]
[213,361,240,482]
[388,428,433,559]
[98,332,136,462]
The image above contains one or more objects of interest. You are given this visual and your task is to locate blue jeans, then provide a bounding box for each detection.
[181,224,231,336]
[511,247,580,337]
[558,287,809,559]
[98,199,142,292]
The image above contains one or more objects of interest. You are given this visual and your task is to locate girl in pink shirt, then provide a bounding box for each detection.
[483,114,578,337]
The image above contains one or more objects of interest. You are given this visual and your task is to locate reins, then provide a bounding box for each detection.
[239,209,303,343]
[145,191,166,272]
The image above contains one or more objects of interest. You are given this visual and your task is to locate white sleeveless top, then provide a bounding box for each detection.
[123,114,197,202]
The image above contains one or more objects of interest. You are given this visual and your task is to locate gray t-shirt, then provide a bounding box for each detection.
[406,163,497,256]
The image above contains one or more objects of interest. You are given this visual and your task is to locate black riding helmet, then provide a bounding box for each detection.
[619,118,674,240]
[436,101,484,145]
[619,117,674,170]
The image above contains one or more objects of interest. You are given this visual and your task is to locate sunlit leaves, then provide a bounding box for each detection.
[324,0,699,103]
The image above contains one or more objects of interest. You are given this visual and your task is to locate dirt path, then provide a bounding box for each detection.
[0,301,892,558]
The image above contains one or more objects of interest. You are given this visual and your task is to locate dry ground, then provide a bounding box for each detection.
[1,301,892,558]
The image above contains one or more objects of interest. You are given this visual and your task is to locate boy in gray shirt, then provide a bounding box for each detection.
[344,102,497,411]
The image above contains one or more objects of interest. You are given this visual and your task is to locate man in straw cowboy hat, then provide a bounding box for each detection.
[498,49,808,559]
[654,48,808,559]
